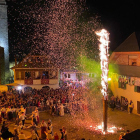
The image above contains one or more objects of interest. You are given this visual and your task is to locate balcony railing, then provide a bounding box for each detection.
[24,79,33,85]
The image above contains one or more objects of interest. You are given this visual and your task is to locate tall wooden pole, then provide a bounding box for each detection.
[103,98,108,132]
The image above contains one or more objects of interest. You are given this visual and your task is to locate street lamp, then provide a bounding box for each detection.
[96,29,110,132]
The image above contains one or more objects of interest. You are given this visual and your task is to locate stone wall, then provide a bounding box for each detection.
[0,0,9,84]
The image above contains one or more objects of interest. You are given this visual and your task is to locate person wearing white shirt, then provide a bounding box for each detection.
[19,112,26,126]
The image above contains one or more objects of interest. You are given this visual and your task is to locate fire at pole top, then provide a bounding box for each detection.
[96,29,110,100]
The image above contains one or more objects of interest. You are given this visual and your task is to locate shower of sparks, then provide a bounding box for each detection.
[8,0,101,69]
[96,29,109,99]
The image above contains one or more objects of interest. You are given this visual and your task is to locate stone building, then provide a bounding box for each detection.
[0,0,9,84]
[110,32,140,115]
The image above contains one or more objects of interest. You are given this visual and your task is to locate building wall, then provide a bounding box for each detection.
[14,83,59,92]
[0,47,5,84]
[113,52,140,66]
[0,0,9,83]
[110,75,140,115]
[115,54,129,65]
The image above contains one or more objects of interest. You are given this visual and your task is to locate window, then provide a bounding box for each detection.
[129,55,137,66]
[137,101,140,114]
[42,71,49,79]
[35,71,40,79]
[25,72,31,79]
[134,86,140,93]
[16,71,21,80]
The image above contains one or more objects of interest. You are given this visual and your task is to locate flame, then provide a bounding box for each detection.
[96,29,109,98]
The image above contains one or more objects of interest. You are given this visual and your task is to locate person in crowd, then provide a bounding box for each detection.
[110,97,115,111]
[1,121,14,139]
[28,130,39,140]
[17,122,24,133]
[19,112,26,126]
[62,126,67,140]
[59,104,64,116]
[124,98,128,111]
[59,129,64,140]
[30,112,37,126]
[26,122,40,136]
[34,107,39,124]
[40,120,47,139]
[1,107,6,119]
[13,128,19,140]
[129,100,134,114]
[119,132,124,140]
[116,98,121,110]
[44,122,53,140]
[121,98,125,111]
[54,132,59,140]
[7,106,13,120]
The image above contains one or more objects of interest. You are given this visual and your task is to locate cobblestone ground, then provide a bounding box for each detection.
[1,108,140,140]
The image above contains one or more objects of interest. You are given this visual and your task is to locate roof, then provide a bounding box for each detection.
[11,48,56,69]
[114,32,140,52]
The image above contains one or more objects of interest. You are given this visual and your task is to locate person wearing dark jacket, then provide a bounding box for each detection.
[1,121,14,139]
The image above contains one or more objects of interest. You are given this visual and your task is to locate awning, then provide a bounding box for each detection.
[6,83,22,86]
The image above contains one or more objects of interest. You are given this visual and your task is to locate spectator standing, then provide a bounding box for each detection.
[62,126,67,140]
[28,130,39,140]
[40,120,47,139]
[116,98,121,110]
[124,98,128,111]
[129,100,134,114]
[110,97,115,111]
[54,132,59,140]
[13,128,19,140]
[19,112,26,126]
[59,129,64,140]
[59,104,64,116]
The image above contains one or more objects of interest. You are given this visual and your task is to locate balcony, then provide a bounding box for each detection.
[116,65,140,77]
[15,79,58,85]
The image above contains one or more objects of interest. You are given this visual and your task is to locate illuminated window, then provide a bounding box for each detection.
[16,71,21,80]
[35,71,40,79]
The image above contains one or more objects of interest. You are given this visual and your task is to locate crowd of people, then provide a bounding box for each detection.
[0,86,89,140]
[109,95,134,114]
[0,86,135,140]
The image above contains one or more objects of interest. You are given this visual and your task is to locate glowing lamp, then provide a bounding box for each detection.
[17,86,22,90]
[108,78,111,81]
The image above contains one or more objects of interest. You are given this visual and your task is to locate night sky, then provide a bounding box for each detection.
[7,0,140,61]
